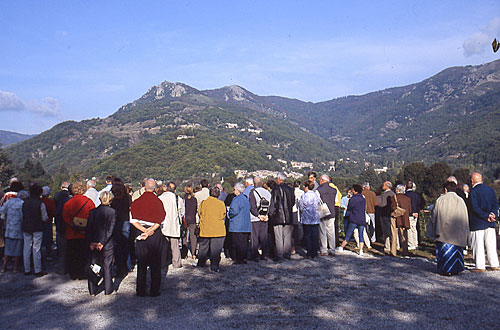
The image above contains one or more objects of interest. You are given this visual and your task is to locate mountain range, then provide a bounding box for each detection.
[6,59,500,183]
[0,130,34,147]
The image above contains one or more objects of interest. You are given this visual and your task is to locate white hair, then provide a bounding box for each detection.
[145,178,156,192]
[254,176,263,187]
[362,182,370,188]
[395,184,406,193]
[320,174,330,182]
[234,183,245,193]
[245,177,254,185]
[87,179,96,188]
[446,176,458,185]
[277,172,287,181]
[42,186,51,197]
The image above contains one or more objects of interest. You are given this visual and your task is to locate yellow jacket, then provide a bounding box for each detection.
[198,196,226,237]
[329,183,342,207]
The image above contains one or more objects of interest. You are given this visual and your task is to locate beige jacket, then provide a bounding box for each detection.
[428,192,469,247]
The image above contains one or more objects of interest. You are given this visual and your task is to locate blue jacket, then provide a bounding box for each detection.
[228,194,251,233]
[347,194,366,226]
[469,183,499,231]
[297,191,320,225]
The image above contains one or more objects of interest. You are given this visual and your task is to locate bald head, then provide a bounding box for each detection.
[471,172,482,185]
[145,179,156,192]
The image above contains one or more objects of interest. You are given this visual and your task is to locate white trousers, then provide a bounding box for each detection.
[408,216,418,249]
[319,218,335,253]
[471,228,499,270]
[23,231,43,273]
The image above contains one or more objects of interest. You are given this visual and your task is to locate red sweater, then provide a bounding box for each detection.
[130,192,166,224]
[63,195,95,240]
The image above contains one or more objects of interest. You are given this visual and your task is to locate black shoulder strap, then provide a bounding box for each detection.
[74,199,89,218]
[253,188,263,200]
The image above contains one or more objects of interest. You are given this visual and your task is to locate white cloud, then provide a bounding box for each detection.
[0,90,61,117]
[463,17,500,57]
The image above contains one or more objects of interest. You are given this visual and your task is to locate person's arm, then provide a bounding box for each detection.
[100,209,116,249]
[249,191,259,217]
[470,189,491,222]
[40,202,48,223]
[228,198,241,219]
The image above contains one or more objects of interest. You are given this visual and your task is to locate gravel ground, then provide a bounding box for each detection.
[1,250,499,329]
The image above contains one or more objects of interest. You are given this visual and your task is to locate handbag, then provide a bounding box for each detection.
[72,199,90,232]
[88,249,103,284]
[317,192,332,220]
[391,195,406,218]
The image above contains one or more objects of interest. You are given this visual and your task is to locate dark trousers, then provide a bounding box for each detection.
[232,232,249,263]
[334,207,340,247]
[251,221,269,259]
[303,224,319,258]
[135,230,163,296]
[114,226,129,276]
[88,245,114,295]
[187,224,198,257]
[67,238,89,280]
[197,236,225,271]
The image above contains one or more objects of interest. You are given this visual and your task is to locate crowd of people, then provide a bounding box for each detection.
[0,170,498,297]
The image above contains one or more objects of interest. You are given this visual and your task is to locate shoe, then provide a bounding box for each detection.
[0,268,7,273]
[328,251,336,256]
[24,271,33,276]
[470,268,486,273]
[359,250,364,256]
[335,247,344,252]
[35,271,48,277]
[210,268,220,273]
[487,267,500,271]
[319,252,328,256]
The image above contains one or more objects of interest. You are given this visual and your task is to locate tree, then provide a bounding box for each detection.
[453,168,470,185]
[358,167,381,189]
[401,162,428,187]
[426,162,452,197]
[0,148,16,187]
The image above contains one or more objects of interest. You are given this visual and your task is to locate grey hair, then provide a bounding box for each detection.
[99,191,114,206]
[234,183,245,193]
[87,179,96,188]
[17,190,29,199]
[145,178,156,192]
[254,176,263,187]
[245,177,254,185]
[362,182,370,188]
[446,176,458,185]
[42,186,51,197]
[395,184,406,193]
[320,174,330,182]
[277,172,287,181]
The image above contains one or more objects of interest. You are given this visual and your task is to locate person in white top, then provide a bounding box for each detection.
[99,175,113,195]
[84,179,100,207]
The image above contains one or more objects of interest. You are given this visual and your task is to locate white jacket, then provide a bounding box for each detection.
[159,191,185,238]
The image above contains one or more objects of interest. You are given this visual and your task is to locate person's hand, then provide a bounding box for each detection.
[259,215,268,222]
[89,243,97,251]
[140,232,149,240]
[97,243,104,251]
[413,213,418,218]
[488,213,496,222]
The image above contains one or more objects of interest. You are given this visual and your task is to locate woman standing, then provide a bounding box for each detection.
[63,182,95,280]
[87,191,116,295]
[183,184,197,258]
[228,183,251,264]
[426,181,469,276]
[0,190,28,272]
[197,186,226,272]
[297,180,320,259]
[111,178,130,277]
[338,185,367,256]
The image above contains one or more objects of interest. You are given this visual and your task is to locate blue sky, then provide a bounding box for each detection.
[1,1,499,134]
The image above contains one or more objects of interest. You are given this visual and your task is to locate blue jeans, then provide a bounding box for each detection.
[344,223,365,244]
[303,224,319,258]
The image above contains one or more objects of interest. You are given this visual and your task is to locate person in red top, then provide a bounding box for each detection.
[41,186,56,261]
[130,178,166,297]
[62,182,95,280]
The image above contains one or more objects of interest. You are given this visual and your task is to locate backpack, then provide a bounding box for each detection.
[254,189,270,216]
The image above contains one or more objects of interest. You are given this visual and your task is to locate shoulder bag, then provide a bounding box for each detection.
[316,191,331,220]
[391,195,406,218]
[72,199,90,232]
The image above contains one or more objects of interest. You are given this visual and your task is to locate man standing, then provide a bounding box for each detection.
[216,183,228,202]
[269,173,295,261]
[405,181,422,250]
[317,175,338,256]
[99,175,113,195]
[158,182,185,269]
[379,181,396,254]
[84,179,101,207]
[362,182,377,243]
[307,172,320,191]
[130,179,166,297]
[53,181,70,274]
[249,176,271,261]
[469,172,499,272]
[391,185,412,257]
[243,177,254,198]
[194,179,210,207]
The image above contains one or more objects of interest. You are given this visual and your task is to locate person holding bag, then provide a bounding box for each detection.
[390,185,412,257]
[62,182,95,280]
[86,191,116,295]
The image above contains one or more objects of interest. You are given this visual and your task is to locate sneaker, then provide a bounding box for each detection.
[335,247,344,252]
[359,249,364,256]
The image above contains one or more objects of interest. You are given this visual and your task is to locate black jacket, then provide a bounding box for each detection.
[86,205,116,247]
[269,183,295,226]
[405,190,422,214]
[317,183,337,219]
[22,197,46,232]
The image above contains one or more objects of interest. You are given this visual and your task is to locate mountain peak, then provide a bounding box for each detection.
[141,81,199,101]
